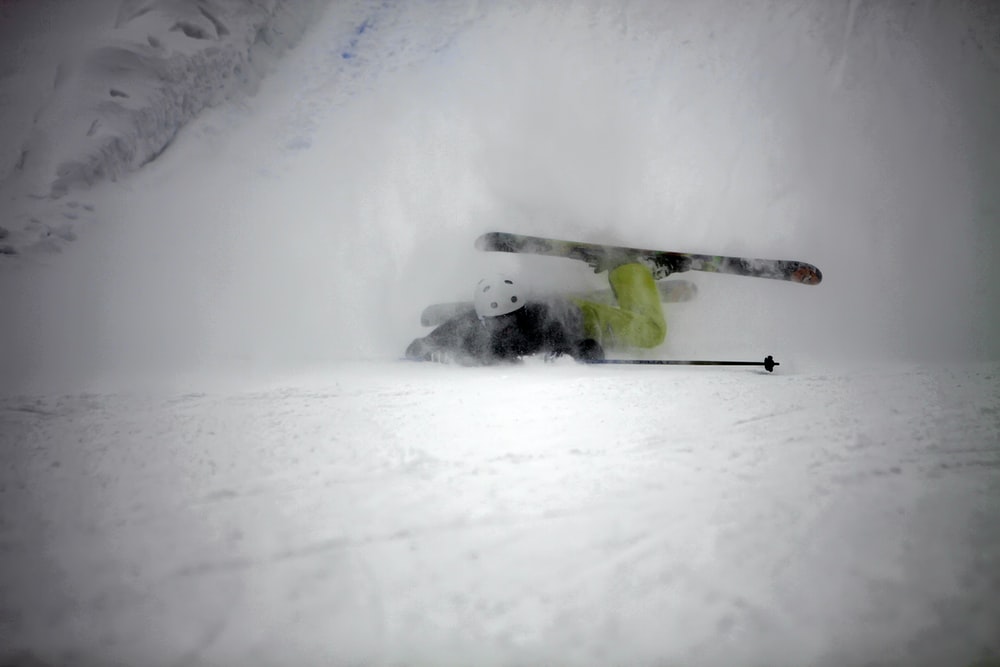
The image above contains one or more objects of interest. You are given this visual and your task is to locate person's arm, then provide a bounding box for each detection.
[405,311,494,365]
[571,338,604,361]
[533,302,604,362]
[542,321,604,361]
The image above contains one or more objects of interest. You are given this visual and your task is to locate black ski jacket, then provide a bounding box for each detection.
[405,298,604,365]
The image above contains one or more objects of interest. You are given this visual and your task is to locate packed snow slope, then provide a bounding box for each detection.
[2,361,999,667]
[0,1,999,666]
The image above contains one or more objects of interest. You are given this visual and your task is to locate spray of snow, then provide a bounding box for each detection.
[1,1,997,392]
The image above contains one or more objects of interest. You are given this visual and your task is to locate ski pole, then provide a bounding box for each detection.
[586,355,780,372]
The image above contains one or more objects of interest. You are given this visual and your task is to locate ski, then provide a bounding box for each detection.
[475,232,822,285]
[420,280,698,327]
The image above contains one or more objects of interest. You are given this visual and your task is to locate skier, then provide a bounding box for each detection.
[405,262,666,365]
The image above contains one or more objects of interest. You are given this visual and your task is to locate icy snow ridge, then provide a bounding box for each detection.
[0,0,329,255]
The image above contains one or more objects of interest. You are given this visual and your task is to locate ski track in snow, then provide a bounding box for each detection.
[1,362,999,665]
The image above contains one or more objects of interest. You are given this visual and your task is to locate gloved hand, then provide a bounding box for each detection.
[405,338,429,360]
[573,338,604,362]
[405,337,457,364]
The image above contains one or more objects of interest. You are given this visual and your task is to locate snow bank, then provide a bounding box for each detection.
[0,0,330,255]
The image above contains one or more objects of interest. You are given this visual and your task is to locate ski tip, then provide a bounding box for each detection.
[475,231,540,253]
[474,232,503,251]
[791,264,823,285]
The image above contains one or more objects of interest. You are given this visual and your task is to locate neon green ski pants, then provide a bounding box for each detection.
[572,263,666,349]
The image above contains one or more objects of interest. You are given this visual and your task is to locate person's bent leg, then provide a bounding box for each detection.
[608,263,666,347]
[573,263,666,349]
[608,264,667,347]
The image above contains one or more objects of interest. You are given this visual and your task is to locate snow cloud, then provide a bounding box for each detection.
[0,0,998,391]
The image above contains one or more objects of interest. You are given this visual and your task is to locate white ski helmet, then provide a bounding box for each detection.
[474,274,526,318]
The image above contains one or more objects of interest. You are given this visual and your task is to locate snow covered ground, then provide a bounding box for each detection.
[2,361,998,666]
[1,1,999,665]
